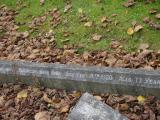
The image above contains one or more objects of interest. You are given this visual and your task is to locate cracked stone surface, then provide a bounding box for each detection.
[68,93,128,120]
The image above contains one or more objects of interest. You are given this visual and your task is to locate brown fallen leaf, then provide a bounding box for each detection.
[134,25,143,32]
[83,52,91,61]
[59,105,69,113]
[149,9,157,14]
[101,16,108,23]
[143,17,160,30]
[110,41,120,49]
[35,111,51,120]
[155,13,160,19]
[123,0,136,7]
[42,93,52,104]
[84,21,93,27]
[27,54,36,59]
[40,0,45,6]
[64,4,72,13]
[92,33,102,41]
[0,96,5,107]
[139,43,149,50]
[118,103,129,111]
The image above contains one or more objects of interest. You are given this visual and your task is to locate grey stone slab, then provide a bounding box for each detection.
[68,93,128,120]
[0,60,160,97]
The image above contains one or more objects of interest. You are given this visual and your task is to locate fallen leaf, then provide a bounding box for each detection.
[35,111,51,120]
[70,91,81,98]
[139,43,149,50]
[94,96,102,101]
[127,27,134,35]
[118,103,129,111]
[92,34,102,41]
[155,13,160,19]
[101,16,108,23]
[143,17,160,30]
[123,0,136,7]
[59,105,69,113]
[42,93,52,104]
[84,21,92,27]
[143,65,154,70]
[149,9,157,14]
[110,41,120,49]
[137,96,146,104]
[17,90,28,99]
[27,54,36,59]
[83,52,90,61]
[134,25,143,32]
[64,4,72,13]
[78,8,83,14]
[0,96,5,107]
[40,0,45,6]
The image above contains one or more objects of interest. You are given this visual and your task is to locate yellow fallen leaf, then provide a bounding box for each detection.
[70,91,81,98]
[78,8,83,14]
[127,27,134,35]
[137,96,146,104]
[17,90,28,99]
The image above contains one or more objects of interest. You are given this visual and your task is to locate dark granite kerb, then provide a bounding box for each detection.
[0,60,160,97]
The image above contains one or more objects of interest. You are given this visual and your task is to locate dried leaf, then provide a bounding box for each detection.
[155,13,160,19]
[70,91,81,98]
[83,52,90,61]
[64,4,72,13]
[42,93,52,104]
[17,90,28,99]
[101,16,108,23]
[149,9,157,14]
[94,96,102,101]
[40,0,45,6]
[123,0,136,7]
[27,54,36,59]
[118,103,129,111]
[84,21,92,27]
[92,34,102,41]
[59,105,69,113]
[134,25,143,32]
[127,27,134,35]
[137,96,146,104]
[78,8,83,14]
[139,43,149,50]
[0,96,5,107]
[35,111,50,120]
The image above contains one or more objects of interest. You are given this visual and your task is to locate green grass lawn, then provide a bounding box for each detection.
[0,0,160,52]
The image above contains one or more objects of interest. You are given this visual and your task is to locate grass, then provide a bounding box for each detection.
[0,0,160,52]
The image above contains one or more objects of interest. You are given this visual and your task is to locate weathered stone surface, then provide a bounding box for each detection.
[0,60,160,97]
[68,93,128,120]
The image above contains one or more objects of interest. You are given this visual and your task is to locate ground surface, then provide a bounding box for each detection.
[0,83,160,120]
[0,4,159,69]
[0,0,160,52]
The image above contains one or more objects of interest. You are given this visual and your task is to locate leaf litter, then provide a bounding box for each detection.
[1,83,160,120]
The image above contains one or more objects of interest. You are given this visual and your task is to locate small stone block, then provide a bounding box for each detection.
[68,93,128,120]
